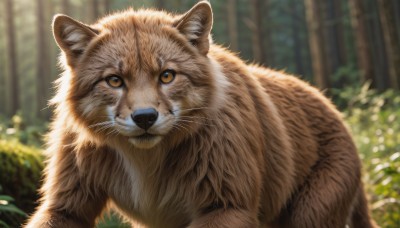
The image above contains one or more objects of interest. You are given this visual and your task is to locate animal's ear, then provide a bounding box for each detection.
[174,1,213,55]
[52,14,98,66]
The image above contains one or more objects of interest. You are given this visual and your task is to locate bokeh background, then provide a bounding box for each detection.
[0,0,399,227]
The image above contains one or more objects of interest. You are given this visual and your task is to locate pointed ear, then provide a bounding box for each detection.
[174,1,213,55]
[52,14,98,66]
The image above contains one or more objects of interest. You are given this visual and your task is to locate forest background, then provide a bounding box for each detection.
[0,0,399,227]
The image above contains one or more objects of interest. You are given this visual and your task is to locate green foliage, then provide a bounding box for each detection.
[0,113,47,147]
[369,154,400,227]
[340,83,400,158]
[331,64,360,89]
[96,212,131,228]
[0,195,27,228]
[340,84,400,227]
[0,140,44,227]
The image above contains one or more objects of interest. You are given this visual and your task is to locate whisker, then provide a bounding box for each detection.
[172,107,212,113]
[173,123,191,136]
[178,122,197,137]
[95,124,115,134]
[178,119,216,127]
[179,116,215,122]
[88,121,114,129]
[171,125,185,135]
[106,128,119,137]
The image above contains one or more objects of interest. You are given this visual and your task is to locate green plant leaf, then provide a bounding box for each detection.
[0,204,27,216]
[0,196,14,202]
[0,220,10,228]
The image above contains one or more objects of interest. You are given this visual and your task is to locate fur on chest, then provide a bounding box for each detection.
[104,133,260,226]
[106,151,194,227]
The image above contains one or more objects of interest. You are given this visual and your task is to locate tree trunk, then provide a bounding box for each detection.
[5,0,19,115]
[104,0,112,13]
[226,0,238,51]
[36,0,51,118]
[332,0,347,67]
[322,0,336,77]
[47,0,57,81]
[377,0,400,90]
[324,0,347,78]
[249,0,266,64]
[304,0,329,89]
[396,0,400,39]
[348,0,375,86]
[90,0,99,22]
[323,0,348,87]
[290,0,304,76]
[263,0,274,66]
[365,0,390,90]
[155,0,165,10]
[62,0,70,15]
[0,21,6,114]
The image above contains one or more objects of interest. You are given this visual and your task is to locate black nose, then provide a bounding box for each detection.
[131,108,159,130]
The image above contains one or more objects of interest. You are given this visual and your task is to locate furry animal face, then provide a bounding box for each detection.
[53,3,216,149]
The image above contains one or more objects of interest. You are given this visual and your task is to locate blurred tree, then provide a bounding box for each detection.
[377,0,400,90]
[248,0,266,64]
[349,0,375,87]
[365,0,390,90]
[0,0,399,120]
[234,0,252,61]
[104,0,113,13]
[155,0,165,9]
[395,0,400,41]
[90,0,100,22]
[226,0,238,51]
[262,0,273,67]
[36,0,52,118]
[4,0,19,115]
[332,0,347,67]
[47,0,58,90]
[0,16,5,113]
[62,0,70,15]
[290,0,305,75]
[304,0,330,89]
[324,0,347,79]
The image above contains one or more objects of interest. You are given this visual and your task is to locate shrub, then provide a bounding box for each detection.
[339,84,400,227]
[0,140,44,227]
[0,195,27,228]
[0,114,47,148]
[96,212,131,228]
[0,138,129,227]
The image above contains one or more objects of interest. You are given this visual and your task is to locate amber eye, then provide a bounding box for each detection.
[105,75,124,88]
[159,70,176,84]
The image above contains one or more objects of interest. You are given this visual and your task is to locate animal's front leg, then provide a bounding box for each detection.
[25,210,97,228]
[24,142,108,228]
[188,209,258,228]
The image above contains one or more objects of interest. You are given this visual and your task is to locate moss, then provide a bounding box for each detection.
[0,140,44,226]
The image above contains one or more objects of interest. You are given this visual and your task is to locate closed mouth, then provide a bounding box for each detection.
[128,133,162,149]
[135,133,157,140]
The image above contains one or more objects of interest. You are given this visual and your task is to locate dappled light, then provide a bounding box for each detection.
[0,0,399,227]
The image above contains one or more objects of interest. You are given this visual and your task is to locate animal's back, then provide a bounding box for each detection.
[207,46,375,226]
[248,65,370,227]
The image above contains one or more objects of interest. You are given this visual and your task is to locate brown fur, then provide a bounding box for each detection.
[25,2,377,227]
